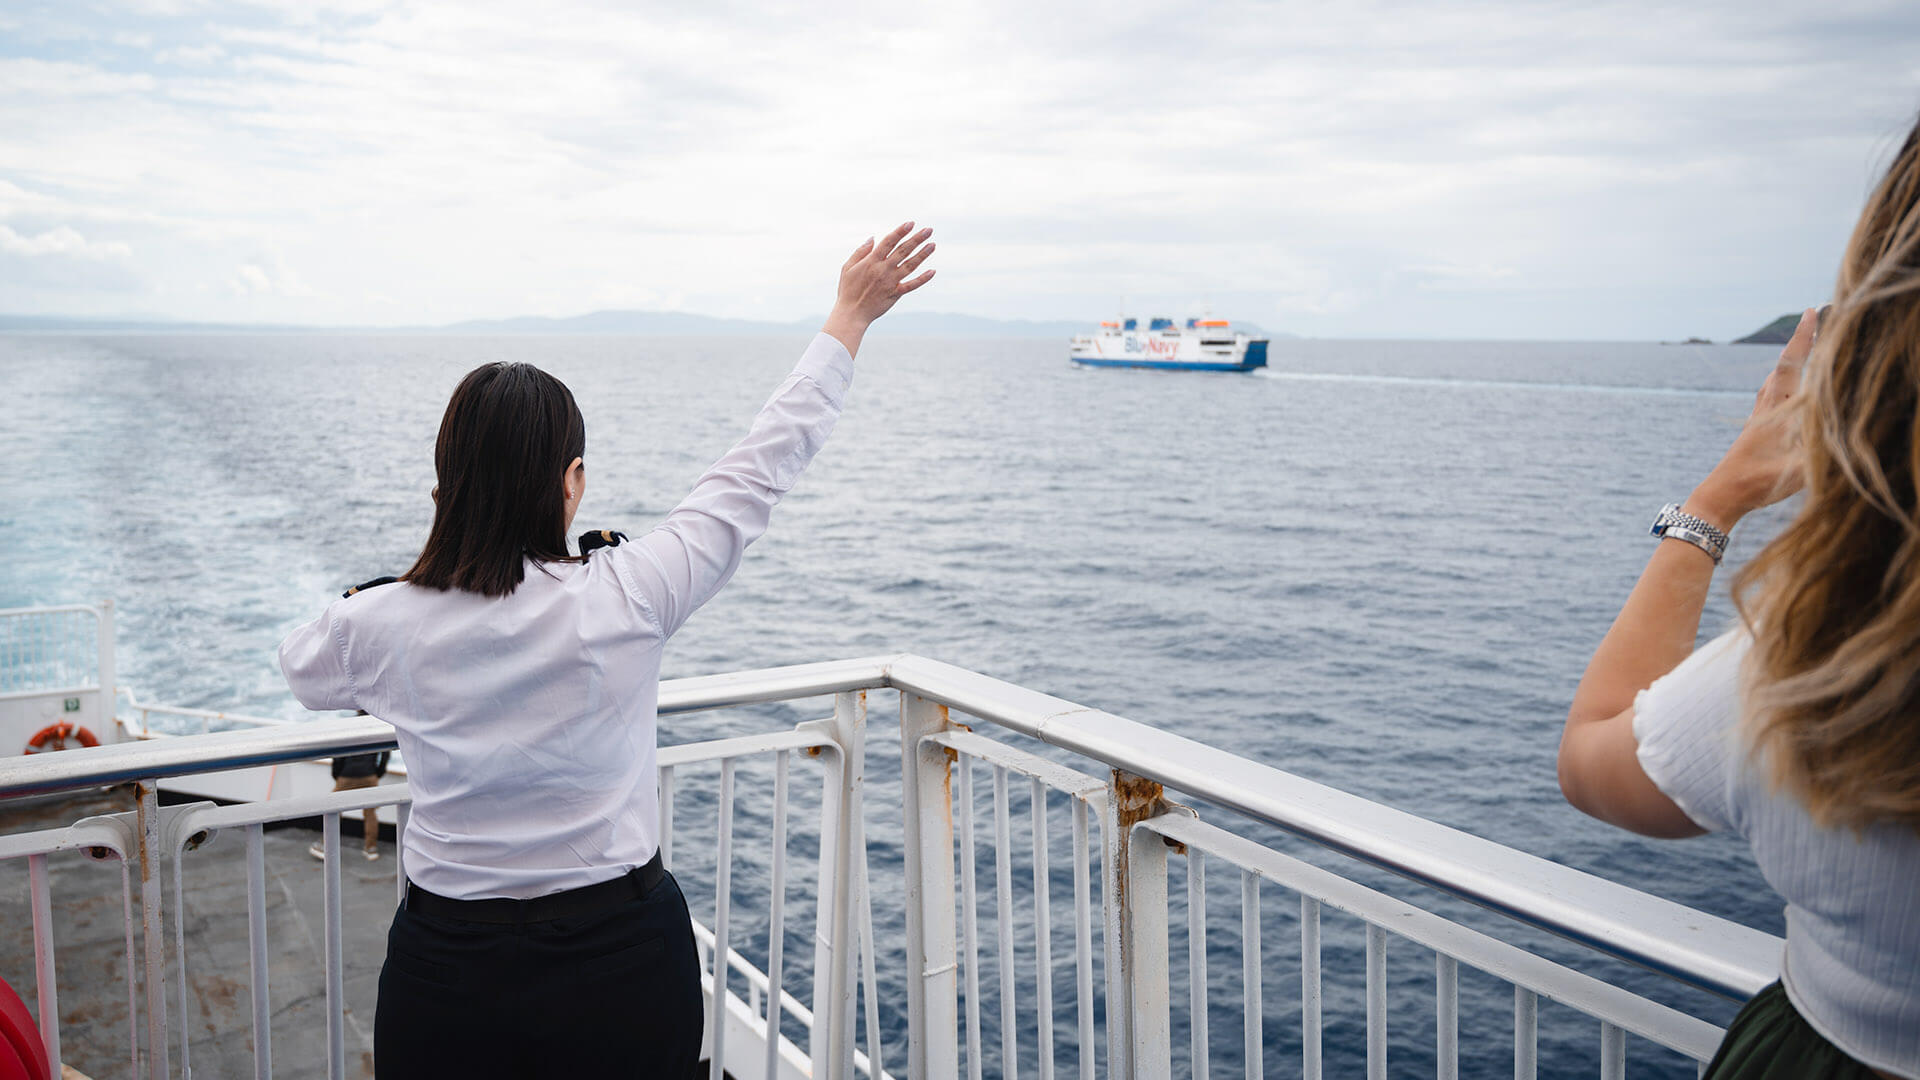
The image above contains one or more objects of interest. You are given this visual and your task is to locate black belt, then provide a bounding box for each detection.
[405,851,665,925]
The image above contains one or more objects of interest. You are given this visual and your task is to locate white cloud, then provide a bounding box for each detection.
[0,224,132,261]
[0,0,1915,336]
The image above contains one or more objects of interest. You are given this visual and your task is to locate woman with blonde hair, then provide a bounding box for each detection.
[1560,119,1920,1078]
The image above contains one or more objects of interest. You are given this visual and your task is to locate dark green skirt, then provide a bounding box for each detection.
[1704,982,1884,1079]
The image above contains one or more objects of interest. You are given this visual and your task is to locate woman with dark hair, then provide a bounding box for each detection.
[279,223,934,1078]
[1560,121,1919,1079]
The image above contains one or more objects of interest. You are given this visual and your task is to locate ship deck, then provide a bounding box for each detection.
[0,789,394,1080]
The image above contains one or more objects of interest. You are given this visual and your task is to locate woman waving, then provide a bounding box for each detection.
[280,223,934,1078]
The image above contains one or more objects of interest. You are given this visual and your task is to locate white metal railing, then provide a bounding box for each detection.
[0,603,108,699]
[0,647,1782,1079]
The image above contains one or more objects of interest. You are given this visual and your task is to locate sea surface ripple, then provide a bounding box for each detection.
[0,333,1789,1078]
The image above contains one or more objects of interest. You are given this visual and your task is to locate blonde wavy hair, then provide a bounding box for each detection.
[1733,117,1920,833]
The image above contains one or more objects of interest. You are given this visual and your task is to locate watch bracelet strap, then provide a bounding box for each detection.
[1657,524,1725,564]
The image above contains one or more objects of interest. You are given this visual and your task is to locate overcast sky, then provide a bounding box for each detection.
[3,1,1918,339]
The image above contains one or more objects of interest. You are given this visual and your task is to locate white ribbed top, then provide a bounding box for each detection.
[1635,630,1920,1078]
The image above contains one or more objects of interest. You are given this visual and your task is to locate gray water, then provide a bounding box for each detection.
[0,332,1786,1077]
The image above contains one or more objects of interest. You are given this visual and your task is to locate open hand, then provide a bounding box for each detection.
[1689,306,1818,528]
[821,222,935,357]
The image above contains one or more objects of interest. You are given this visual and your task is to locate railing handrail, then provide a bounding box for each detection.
[0,652,1781,1002]
[0,603,104,619]
[882,655,1781,1000]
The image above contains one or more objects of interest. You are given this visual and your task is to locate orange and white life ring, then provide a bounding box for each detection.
[24,722,99,754]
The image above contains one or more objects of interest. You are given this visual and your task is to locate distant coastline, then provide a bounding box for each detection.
[0,310,1100,339]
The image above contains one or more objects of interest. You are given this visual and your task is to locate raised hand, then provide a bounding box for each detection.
[821,221,936,358]
[1689,306,1819,529]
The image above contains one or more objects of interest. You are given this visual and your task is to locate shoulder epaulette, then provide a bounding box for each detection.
[578,529,629,554]
[342,576,400,599]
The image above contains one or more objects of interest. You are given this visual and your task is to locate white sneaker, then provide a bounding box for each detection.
[363,848,380,862]
[308,843,326,861]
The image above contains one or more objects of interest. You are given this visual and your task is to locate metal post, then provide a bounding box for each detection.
[96,599,115,737]
[1241,870,1261,1080]
[1302,896,1322,1080]
[28,854,59,1078]
[247,825,272,1080]
[1072,799,1095,1080]
[1601,1022,1625,1080]
[808,692,864,1080]
[136,780,169,1080]
[1436,954,1458,1080]
[1366,923,1387,1080]
[959,756,985,1080]
[324,812,345,1080]
[1106,769,1162,1079]
[993,765,1017,1080]
[1031,778,1054,1080]
[660,766,675,871]
[1514,987,1537,1080]
[709,759,735,1080]
[394,802,410,909]
[764,750,790,1080]
[1188,849,1208,1079]
[898,692,959,1080]
[1125,821,1171,1076]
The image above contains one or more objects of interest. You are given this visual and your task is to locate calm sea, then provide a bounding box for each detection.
[0,332,1788,1077]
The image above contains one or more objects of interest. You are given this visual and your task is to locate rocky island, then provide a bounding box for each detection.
[1735,314,1801,344]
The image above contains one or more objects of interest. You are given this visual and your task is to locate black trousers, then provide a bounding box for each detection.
[374,869,703,1078]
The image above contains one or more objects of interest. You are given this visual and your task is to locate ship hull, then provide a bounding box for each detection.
[1070,339,1268,372]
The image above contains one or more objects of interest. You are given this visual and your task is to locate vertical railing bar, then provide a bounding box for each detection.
[1601,1021,1625,1080]
[855,818,886,1080]
[136,781,168,1080]
[1242,870,1261,1080]
[1072,797,1094,1080]
[1366,922,1387,1080]
[1514,986,1537,1080]
[709,759,736,1080]
[1436,953,1458,1080]
[1030,777,1055,1080]
[959,755,984,1080]
[119,859,138,1080]
[994,764,1017,1080]
[764,750,790,1080]
[28,854,60,1079]
[659,765,675,872]
[246,825,272,1080]
[323,811,345,1080]
[394,803,409,909]
[1188,848,1209,1079]
[1301,895,1322,1080]
[172,834,192,1078]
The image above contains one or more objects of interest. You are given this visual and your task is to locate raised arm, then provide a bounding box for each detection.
[614,223,935,637]
[1558,308,1816,836]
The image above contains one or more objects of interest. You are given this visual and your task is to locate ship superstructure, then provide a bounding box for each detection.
[1070,316,1268,371]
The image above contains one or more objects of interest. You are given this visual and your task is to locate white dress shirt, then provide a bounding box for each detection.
[280,332,854,900]
[1635,630,1920,1078]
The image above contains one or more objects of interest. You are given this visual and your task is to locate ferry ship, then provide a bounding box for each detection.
[1069,316,1269,372]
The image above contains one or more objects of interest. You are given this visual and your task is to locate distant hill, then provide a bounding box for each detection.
[438,310,794,335]
[440,309,1092,338]
[0,309,1102,338]
[1734,314,1800,345]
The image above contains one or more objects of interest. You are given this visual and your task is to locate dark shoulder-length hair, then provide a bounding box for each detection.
[404,361,585,597]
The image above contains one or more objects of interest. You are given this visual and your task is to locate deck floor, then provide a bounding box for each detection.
[1,787,399,1080]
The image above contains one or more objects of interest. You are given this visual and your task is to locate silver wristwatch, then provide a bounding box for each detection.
[1650,503,1728,563]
